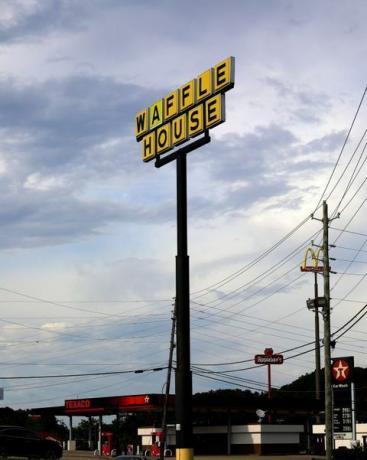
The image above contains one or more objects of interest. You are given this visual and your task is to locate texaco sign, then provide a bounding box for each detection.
[331,356,354,388]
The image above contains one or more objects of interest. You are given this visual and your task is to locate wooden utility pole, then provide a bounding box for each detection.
[322,201,333,460]
[160,303,176,460]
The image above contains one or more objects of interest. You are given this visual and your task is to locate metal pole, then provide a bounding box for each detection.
[88,416,92,450]
[175,151,193,460]
[351,382,356,442]
[268,364,271,399]
[227,410,232,455]
[322,201,333,460]
[314,271,321,403]
[267,364,272,423]
[160,303,176,460]
[98,415,103,455]
[68,416,72,442]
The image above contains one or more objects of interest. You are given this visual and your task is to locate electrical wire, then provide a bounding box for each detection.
[0,286,171,319]
[327,131,367,215]
[191,215,311,297]
[0,365,167,380]
[314,86,367,212]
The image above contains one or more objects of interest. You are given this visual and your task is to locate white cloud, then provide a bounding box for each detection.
[41,322,67,330]
[24,172,66,191]
[0,0,366,409]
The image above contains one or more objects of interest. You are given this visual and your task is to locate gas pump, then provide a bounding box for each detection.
[101,432,113,456]
[151,431,162,457]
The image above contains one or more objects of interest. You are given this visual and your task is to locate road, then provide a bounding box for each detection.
[63,452,325,460]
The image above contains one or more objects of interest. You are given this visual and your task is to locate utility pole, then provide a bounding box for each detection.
[322,200,333,460]
[160,302,176,460]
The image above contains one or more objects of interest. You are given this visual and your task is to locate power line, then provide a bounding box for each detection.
[314,86,367,211]
[0,365,167,380]
[334,258,367,264]
[335,138,367,215]
[191,215,311,297]
[190,226,322,319]
[192,301,367,369]
[334,245,367,254]
[327,129,367,216]
[331,226,367,239]
[0,286,171,319]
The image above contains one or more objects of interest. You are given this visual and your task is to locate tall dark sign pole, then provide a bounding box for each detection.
[152,134,212,460]
[175,148,192,458]
[156,134,210,460]
[135,57,235,460]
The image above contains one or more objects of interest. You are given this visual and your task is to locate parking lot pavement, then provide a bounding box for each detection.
[63,452,324,460]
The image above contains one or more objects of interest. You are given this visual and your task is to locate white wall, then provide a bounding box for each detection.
[138,424,304,446]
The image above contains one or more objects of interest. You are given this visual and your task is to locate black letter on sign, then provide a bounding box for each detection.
[158,129,167,148]
[198,78,206,98]
[166,95,174,115]
[136,112,146,133]
[143,135,154,157]
[189,109,200,131]
[215,63,226,87]
[181,84,190,106]
[174,118,183,139]
[206,99,217,124]
[152,106,160,125]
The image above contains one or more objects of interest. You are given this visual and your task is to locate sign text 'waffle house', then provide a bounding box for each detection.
[135,57,235,162]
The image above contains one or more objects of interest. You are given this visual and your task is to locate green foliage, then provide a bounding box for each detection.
[0,407,28,426]
[0,407,68,440]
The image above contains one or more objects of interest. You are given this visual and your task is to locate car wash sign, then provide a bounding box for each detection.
[135,57,235,162]
[331,356,354,440]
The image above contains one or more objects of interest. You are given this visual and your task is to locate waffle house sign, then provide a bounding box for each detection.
[135,57,235,162]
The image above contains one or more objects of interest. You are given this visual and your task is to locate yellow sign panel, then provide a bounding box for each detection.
[172,113,188,146]
[196,68,212,103]
[135,109,148,140]
[149,100,163,130]
[164,90,179,121]
[136,56,235,162]
[156,123,171,154]
[142,131,156,162]
[180,80,196,111]
[213,57,235,93]
[188,104,204,138]
[205,94,225,128]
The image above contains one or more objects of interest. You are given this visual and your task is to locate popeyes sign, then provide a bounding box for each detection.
[254,348,284,365]
[135,57,235,162]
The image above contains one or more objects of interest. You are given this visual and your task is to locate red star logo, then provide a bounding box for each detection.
[332,359,350,382]
[144,395,150,404]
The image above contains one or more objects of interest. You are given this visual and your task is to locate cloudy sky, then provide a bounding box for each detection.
[0,0,367,414]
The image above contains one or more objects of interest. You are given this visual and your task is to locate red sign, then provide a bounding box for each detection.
[117,395,151,408]
[65,399,91,410]
[331,359,351,383]
[255,354,283,365]
[64,394,167,414]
